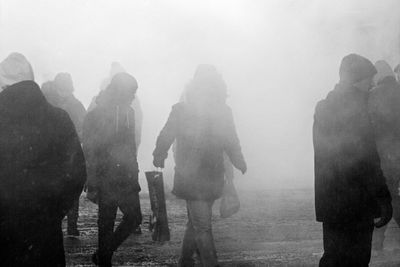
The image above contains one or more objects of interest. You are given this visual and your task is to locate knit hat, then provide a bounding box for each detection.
[339,54,377,83]
[0,53,34,89]
[374,60,395,84]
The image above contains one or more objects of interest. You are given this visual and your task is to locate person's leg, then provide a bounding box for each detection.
[186,200,218,267]
[110,192,142,252]
[67,198,80,236]
[372,224,386,251]
[344,221,374,267]
[37,218,66,267]
[390,194,400,245]
[319,223,341,267]
[179,206,197,267]
[97,194,118,267]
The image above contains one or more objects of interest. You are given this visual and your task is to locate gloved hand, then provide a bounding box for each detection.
[153,157,165,168]
[238,162,247,175]
[375,201,393,228]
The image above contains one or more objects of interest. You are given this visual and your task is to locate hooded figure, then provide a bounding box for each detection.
[313,54,392,266]
[153,64,246,267]
[0,53,34,90]
[0,53,86,266]
[53,72,87,139]
[42,73,87,236]
[83,72,142,266]
[368,60,400,250]
[88,62,143,149]
[41,81,61,107]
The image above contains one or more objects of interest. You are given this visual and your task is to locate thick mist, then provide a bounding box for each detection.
[1,0,399,189]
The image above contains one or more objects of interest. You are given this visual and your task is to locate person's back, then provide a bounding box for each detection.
[314,82,385,222]
[158,101,244,200]
[53,73,87,139]
[153,64,246,267]
[87,62,143,148]
[368,60,400,250]
[313,54,392,267]
[0,53,86,266]
[83,72,141,267]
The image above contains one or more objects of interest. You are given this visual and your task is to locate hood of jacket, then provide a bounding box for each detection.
[0,80,48,119]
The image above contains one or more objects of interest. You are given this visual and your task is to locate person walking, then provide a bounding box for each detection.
[0,53,86,266]
[153,64,247,267]
[313,54,392,267]
[83,72,142,267]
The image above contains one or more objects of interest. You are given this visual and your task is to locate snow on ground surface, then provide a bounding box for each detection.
[63,188,400,266]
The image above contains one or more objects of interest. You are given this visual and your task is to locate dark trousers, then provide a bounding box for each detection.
[179,200,218,267]
[67,198,79,231]
[97,191,142,266]
[320,221,374,267]
[0,214,65,267]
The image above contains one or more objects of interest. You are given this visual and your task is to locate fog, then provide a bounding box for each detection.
[1,0,399,189]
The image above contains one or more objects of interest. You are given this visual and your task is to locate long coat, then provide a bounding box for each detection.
[83,98,140,199]
[368,76,400,196]
[0,81,86,266]
[313,82,391,223]
[153,102,246,201]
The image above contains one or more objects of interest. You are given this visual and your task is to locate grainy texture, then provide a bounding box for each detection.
[63,189,400,266]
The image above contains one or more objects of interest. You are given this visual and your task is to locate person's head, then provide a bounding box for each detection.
[109,62,125,77]
[339,54,377,91]
[41,81,61,106]
[374,60,395,84]
[0,52,34,90]
[103,72,138,106]
[185,64,227,105]
[54,72,74,97]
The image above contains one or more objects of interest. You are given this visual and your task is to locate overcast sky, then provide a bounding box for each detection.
[1,0,399,189]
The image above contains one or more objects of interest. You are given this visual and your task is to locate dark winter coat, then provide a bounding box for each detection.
[0,81,86,266]
[83,94,140,199]
[0,80,86,218]
[368,76,400,194]
[58,95,86,139]
[153,102,246,201]
[313,82,391,223]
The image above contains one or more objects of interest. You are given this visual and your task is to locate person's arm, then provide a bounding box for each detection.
[132,97,143,150]
[58,111,87,215]
[82,112,100,190]
[153,104,180,168]
[223,107,247,174]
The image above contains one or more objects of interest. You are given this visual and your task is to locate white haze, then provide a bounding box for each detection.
[0,0,399,189]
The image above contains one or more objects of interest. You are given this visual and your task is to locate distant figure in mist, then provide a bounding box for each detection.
[368,60,400,250]
[313,54,392,266]
[0,53,86,266]
[88,62,143,149]
[83,72,142,266]
[42,73,87,236]
[153,64,247,267]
